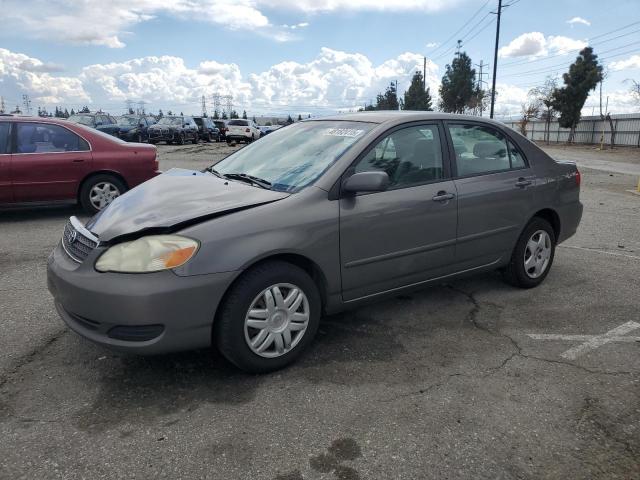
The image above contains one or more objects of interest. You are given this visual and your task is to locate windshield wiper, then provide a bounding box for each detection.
[223,173,272,190]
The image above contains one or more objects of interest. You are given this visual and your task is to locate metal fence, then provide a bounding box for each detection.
[501,113,640,147]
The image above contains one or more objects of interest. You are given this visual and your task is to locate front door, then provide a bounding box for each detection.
[11,122,91,202]
[0,122,12,203]
[446,122,535,268]
[339,123,458,301]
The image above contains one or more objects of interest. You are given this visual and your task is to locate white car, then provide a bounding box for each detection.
[226,119,261,143]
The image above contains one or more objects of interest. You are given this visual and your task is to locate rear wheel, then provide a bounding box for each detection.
[79,174,126,214]
[503,217,556,288]
[215,261,321,373]
[177,133,185,145]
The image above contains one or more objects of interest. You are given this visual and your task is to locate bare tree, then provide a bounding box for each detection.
[529,76,558,144]
[629,79,640,105]
[518,98,541,137]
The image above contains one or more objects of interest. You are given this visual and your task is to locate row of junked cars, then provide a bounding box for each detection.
[67,112,280,145]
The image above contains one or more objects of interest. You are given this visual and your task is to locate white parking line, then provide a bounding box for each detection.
[527,321,640,360]
[559,245,640,260]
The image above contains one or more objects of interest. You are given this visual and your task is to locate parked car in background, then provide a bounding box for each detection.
[226,119,261,143]
[68,113,119,137]
[193,116,220,142]
[115,115,156,143]
[213,120,227,142]
[257,125,271,137]
[46,112,582,373]
[0,116,159,213]
[148,116,199,145]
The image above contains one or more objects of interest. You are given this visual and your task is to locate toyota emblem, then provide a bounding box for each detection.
[67,229,77,244]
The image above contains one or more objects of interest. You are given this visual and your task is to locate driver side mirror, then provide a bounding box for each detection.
[342,171,390,194]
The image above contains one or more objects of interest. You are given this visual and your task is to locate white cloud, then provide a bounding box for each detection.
[3,0,465,48]
[499,32,587,58]
[566,17,591,26]
[0,48,89,106]
[609,54,640,71]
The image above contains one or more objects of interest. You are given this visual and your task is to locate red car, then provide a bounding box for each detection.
[0,116,159,213]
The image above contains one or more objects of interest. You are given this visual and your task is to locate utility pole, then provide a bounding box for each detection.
[395,80,400,110]
[455,39,462,58]
[489,0,502,119]
[423,57,427,91]
[0,96,5,114]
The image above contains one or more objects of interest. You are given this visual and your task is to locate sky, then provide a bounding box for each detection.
[0,0,639,118]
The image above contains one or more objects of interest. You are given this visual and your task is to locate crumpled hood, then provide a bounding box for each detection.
[87,168,290,242]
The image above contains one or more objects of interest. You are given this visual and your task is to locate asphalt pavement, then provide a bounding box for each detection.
[0,143,638,479]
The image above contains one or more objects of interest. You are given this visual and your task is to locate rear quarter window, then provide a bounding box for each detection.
[0,123,10,154]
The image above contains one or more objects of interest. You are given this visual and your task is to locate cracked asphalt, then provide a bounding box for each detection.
[1,143,639,480]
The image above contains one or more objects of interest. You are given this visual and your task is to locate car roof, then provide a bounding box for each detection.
[0,115,77,124]
[313,111,506,128]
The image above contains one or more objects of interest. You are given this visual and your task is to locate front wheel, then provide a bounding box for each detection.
[503,217,556,288]
[192,132,199,144]
[215,261,321,373]
[79,174,126,214]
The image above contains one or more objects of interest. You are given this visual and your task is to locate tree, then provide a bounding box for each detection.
[80,106,90,113]
[630,80,640,105]
[157,109,163,118]
[376,82,399,110]
[70,108,75,116]
[530,76,558,144]
[307,114,311,119]
[242,110,247,119]
[286,115,294,124]
[252,115,257,123]
[180,111,184,116]
[438,52,476,113]
[128,107,135,115]
[63,108,69,118]
[229,110,239,119]
[518,95,542,137]
[297,114,302,121]
[221,111,228,119]
[402,71,433,111]
[551,47,603,143]
[213,109,219,119]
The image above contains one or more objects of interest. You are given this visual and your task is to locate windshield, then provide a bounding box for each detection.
[157,117,182,126]
[213,120,374,192]
[117,116,139,126]
[68,115,94,126]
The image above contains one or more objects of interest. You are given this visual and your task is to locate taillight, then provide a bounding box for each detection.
[245,128,250,133]
[575,169,581,187]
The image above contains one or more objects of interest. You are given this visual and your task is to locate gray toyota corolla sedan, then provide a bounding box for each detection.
[47,112,582,373]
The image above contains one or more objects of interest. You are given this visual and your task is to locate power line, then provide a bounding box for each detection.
[428,0,491,58]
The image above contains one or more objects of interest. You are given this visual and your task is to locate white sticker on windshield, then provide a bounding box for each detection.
[323,128,364,138]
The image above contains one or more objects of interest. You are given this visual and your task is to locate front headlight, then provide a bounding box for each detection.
[95,235,199,273]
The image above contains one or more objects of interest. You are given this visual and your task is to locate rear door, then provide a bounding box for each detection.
[0,122,12,203]
[445,122,535,268]
[339,122,458,301]
[11,122,92,202]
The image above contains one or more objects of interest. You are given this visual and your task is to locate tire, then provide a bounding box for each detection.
[192,132,199,144]
[79,174,127,214]
[502,217,556,288]
[149,139,157,145]
[206,133,212,143]
[177,133,185,145]
[215,261,321,373]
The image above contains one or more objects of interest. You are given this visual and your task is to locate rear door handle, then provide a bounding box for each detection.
[432,191,455,202]
[515,178,532,188]
[72,159,85,163]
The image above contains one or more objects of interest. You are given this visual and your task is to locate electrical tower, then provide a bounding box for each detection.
[22,94,32,115]
[136,101,146,115]
[475,60,489,116]
[223,95,233,117]
[212,92,221,117]
[201,95,207,117]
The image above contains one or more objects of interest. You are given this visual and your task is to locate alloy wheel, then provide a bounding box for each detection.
[244,283,310,358]
[89,182,120,210]
[524,230,551,278]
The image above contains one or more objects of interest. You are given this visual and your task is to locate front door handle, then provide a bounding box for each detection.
[432,191,455,202]
[515,178,532,188]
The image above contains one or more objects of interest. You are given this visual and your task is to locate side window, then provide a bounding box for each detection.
[354,124,444,188]
[448,124,510,177]
[507,140,527,169]
[16,123,89,153]
[0,123,10,154]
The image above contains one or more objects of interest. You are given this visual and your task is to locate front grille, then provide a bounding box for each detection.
[61,217,99,263]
